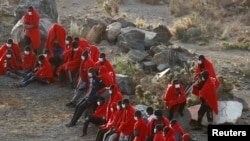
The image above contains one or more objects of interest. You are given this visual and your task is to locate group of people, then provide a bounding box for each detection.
[0,5,221,141]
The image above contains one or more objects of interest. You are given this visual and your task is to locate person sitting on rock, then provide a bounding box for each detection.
[147,109,170,141]
[153,124,165,141]
[0,38,22,68]
[133,110,147,141]
[0,49,20,79]
[81,96,107,137]
[65,67,106,127]
[163,79,187,120]
[145,106,156,124]
[66,49,95,107]
[163,126,176,141]
[56,41,83,87]
[170,119,184,141]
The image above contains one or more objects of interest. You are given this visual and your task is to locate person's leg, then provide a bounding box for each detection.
[178,101,186,116]
[69,80,87,105]
[168,108,174,120]
[33,76,50,84]
[81,116,92,136]
[107,133,118,141]
[194,99,207,130]
[19,75,35,87]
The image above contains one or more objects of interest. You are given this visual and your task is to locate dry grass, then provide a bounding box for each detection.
[134,17,148,29]
[69,21,83,37]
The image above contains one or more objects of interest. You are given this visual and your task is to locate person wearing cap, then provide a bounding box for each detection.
[94,53,116,83]
[133,110,147,141]
[191,70,218,130]
[23,6,41,54]
[56,41,83,87]
[65,67,106,127]
[0,39,22,68]
[146,109,170,141]
[163,79,187,120]
[66,49,95,107]
[15,54,56,87]
[80,96,107,137]
[192,55,220,95]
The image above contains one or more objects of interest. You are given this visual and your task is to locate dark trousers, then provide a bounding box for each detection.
[82,116,106,134]
[198,99,213,124]
[95,128,109,141]
[20,73,49,87]
[168,101,186,120]
[69,96,98,125]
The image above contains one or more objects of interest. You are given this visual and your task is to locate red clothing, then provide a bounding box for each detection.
[100,102,118,130]
[0,54,19,75]
[94,59,116,83]
[106,84,123,120]
[163,84,186,111]
[0,43,22,66]
[23,6,41,49]
[153,131,165,141]
[89,45,100,62]
[78,38,90,50]
[45,23,67,51]
[35,59,56,84]
[171,122,184,135]
[93,102,108,118]
[56,48,83,76]
[164,127,176,141]
[118,104,136,136]
[147,117,170,137]
[78,57,95,82]
[133,117,147,141]
[194,57,220,90]
[21,51,37,71]
[199,77,218,114]
[98,66,114,94]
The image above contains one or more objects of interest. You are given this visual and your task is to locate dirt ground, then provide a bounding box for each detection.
[0,0,249,141]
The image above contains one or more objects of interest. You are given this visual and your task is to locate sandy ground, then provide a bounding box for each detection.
[0,0,249,141]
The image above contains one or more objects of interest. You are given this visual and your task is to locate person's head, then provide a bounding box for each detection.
[134,110,142,120]
[88,67,96,78]
[27,6,33,15]
[170,119,178,127]
[117,100,123,110]
[43,49,50,57]
[122,99,130,109]
[24,46,32,55]
[38,54,46,65]
[146,106,154,116]
[163,126,170,136]
[198,55,205,65]
[99,53,106,63]
[154,109,163,120]
[154,124,163,133]
[172,79,181,89]
[199,70,209,81]
[65,36,72,45]
[74,37,80,42]
[182,133,191,141]
[81,49,89,60]
[72,41,79,51]
[97,96,105,106]
[6,39,13,48]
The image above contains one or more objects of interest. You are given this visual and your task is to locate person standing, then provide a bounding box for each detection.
[163,79,187,120]
[192,70,218,129]
[23,6,41,54]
